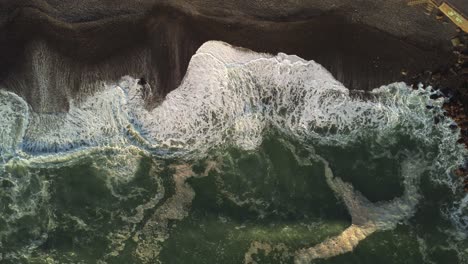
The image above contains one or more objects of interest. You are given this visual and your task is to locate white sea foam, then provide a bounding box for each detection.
[0,91,29,162]
[22,87,131,153]
[0,41,462,159]
[123,41,461,158]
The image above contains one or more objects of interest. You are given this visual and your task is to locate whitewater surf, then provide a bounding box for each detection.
[0,41,466,263]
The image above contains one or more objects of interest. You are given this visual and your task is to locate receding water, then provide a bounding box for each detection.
[0,41,467,263]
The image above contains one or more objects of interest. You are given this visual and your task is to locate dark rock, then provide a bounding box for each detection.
[455,167,467,177]
[138,77,147,86]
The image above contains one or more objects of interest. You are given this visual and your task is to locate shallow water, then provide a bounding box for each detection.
[0,41,467,263]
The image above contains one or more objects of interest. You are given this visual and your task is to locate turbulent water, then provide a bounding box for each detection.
[0,41,467,263]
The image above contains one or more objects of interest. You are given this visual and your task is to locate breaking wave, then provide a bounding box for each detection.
[0,41,466,262]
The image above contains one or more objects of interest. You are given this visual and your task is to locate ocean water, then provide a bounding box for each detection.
[0,41,467,263]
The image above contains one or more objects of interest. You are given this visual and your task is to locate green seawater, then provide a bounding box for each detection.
[0,134,467,264]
